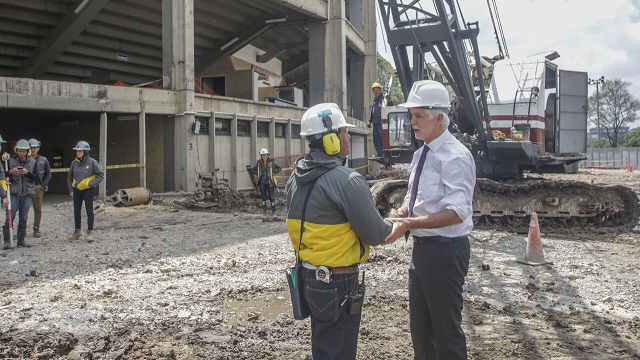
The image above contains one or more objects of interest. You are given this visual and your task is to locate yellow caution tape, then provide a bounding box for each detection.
[50,163,146,173]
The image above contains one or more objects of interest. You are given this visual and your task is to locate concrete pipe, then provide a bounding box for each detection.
[110,187,152,207]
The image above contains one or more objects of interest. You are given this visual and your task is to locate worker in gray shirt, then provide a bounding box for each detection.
[29,138,51,238]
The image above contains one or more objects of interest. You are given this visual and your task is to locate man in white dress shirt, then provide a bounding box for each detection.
[385,80,476,360]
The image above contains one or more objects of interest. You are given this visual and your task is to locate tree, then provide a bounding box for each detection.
[623,128,640,147]
[590,138,611,148]
[376,53,403,105]
[588,79,640,148]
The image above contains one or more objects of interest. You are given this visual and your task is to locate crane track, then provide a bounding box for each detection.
[369,178,639,231]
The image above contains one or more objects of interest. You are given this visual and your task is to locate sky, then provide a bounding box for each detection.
[375,0,640,127]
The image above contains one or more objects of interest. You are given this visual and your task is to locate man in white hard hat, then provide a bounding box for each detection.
[3,139,38,249]
[286,103,397,359]
[384,80,476,360]
[29,138,51,238]
[369,82,386,157]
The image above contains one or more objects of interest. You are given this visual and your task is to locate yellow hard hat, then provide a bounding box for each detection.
[371,82,382,90]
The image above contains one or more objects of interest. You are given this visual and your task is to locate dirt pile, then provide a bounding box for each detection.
[0,170,639,359]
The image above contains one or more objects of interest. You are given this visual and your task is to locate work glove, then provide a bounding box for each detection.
[367,122,372,128]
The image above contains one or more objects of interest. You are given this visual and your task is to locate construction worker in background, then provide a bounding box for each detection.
[384,80,476,360]
[286,103,397,359]
[251,148,282,218]
[369,82,385,157]
[3,139,37,249]
[67,141,104,243]
[0,135,7,221]
[29,138,51,238]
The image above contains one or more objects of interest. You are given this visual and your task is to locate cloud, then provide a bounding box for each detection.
[376,0,640,126]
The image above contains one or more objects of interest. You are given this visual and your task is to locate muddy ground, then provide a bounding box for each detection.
[1,169,639,359]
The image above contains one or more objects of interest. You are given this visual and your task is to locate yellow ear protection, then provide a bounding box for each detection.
[13,146,31,156]
[321,115,340,155]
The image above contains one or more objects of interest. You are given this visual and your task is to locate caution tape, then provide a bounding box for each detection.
[50,163,146,173]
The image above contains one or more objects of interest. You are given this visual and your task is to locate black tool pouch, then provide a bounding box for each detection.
[347,271,366,315]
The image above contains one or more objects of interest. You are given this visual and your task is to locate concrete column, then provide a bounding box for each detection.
[165,0,196,191]
[138,110,147,188]
[230,115,238,190]
[208,114,216,172]
[349,50,365,120]
[99,112,107,201]
[285,119,292,159]
[348,0,363,32]
[269,117,276,157]
[251,116,258,161]
[161,0,173,90]
[309,0,347,107]
[363,0,377,163]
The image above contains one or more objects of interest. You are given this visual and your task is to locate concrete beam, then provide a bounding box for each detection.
[17,0,111,78]
[266,0,328,20]
[195,22,273,74]
[256,42,307,63]
[345,20,366,55]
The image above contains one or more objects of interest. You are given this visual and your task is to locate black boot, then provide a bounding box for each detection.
[2,226,10,250]
[262,203,267,217]
[17,226,30,248]
[271,204,276,217]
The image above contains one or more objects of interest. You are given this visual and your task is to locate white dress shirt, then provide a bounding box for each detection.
[405,130,476,237]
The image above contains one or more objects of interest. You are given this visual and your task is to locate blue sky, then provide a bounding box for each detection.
[376,0,640,127]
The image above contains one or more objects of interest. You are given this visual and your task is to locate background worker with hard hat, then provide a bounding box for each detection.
[369,82,386,157]
[29,138,51,238]
[67,141,104,242]
[384,80,476,360]
[0,135,8,228]
[3,139,37,249]
[285,103,396,359]
[250,148,282,218]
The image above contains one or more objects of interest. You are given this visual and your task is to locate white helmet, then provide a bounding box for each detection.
[399,80,451,109]
[259,148,269,155]
[300,103,356,137]
[15,139,31,150]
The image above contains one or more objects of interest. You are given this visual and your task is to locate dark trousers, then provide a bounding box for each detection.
[73,188,95,230]
[372,123,383,156]
[409,236,470,360]
[4,195,32,230]
[302,269,361,360]
[259,182,275,203]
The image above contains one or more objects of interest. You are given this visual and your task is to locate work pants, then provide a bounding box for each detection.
[409,236,470,360]
[4,195,32,231]
[372,123,383,156]
[33,185,44,229]
[73,188,95,230]
[259,182,275,203]
[302,268,361,360]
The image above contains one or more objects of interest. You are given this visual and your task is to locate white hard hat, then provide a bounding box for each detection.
[15,139,31,150]
[399,80,451,109]
[300,103,355,137]
[259,148,269,155]
[73,141,91,151]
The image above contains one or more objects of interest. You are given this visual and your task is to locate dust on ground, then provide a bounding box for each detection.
[1,170,639,359]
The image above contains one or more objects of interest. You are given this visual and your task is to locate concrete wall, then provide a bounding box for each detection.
[145,115,165,193]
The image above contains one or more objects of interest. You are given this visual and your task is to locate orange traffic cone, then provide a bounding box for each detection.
[517,212,552,266]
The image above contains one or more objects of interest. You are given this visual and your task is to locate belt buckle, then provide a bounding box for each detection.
[315,266,331,283]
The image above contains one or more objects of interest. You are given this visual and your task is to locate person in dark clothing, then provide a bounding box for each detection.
[3,139,37,249]
[29,138,51,238]
[369,82,386,157]
[67,141,104,243]
[250,148,282,217]
[0,135,8,239]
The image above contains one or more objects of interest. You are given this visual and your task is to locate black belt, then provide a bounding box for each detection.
[413,235,467,244]
[302,265,359,275]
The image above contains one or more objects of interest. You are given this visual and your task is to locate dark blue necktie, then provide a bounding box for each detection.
[408,145,429,217]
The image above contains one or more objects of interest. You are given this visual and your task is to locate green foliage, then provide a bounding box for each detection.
[622,128,640,147]
[376,53,404,105]
[588,79,640,148]
[589,138,611,148]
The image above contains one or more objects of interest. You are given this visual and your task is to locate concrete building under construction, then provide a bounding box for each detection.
[0,0,377,196]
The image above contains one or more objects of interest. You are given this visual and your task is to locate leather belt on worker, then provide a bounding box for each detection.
[413,235,468,244]
[302,261,358,283]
